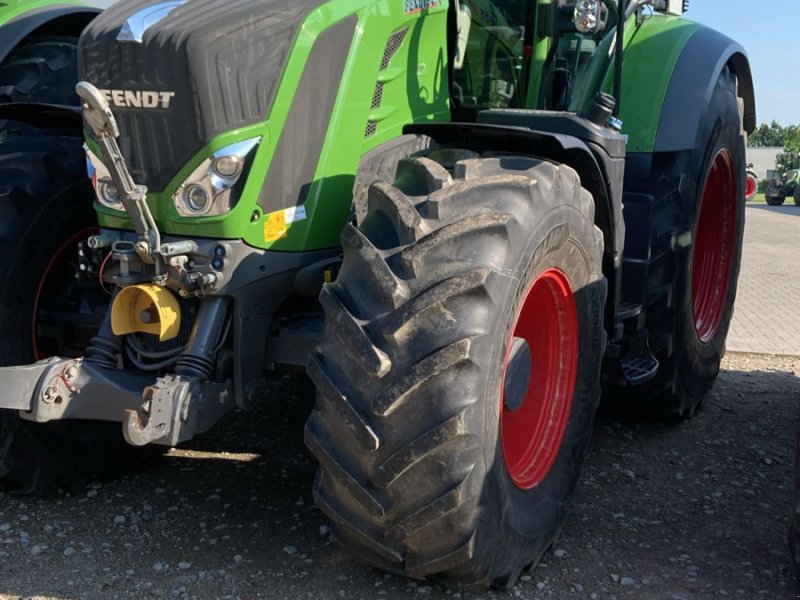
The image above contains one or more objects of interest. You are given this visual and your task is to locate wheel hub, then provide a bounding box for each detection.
[33,227,102,360]
[501,268,578,490]
[503,337,532,412]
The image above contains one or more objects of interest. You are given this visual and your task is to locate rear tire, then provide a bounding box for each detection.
[0,130,142,494]
[765,188,785,206]
[793,188,800,207]
[0,37,80,142]
[306,152,606,587]
[606,67,745,417]
[0,37,79,105]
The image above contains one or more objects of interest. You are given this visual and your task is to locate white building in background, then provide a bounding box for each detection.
[747,147,782,179]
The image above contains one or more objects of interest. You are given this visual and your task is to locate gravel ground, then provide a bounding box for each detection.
[0,352,798,600]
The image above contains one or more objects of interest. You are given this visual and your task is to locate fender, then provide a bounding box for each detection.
[655,26,756,152]
[614,17,755,154]
[0,5,100,65]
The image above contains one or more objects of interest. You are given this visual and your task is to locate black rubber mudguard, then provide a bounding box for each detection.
[655,26,755,153]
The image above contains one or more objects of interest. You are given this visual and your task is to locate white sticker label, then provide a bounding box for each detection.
[284,206,307,224]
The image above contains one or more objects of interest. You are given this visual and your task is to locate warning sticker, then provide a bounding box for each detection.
[264,206,308,242]
[405,0,440,14]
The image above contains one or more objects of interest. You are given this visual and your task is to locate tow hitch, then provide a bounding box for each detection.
[0,83,237,447]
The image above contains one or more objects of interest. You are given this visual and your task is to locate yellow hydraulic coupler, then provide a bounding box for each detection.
[111,284,181,342]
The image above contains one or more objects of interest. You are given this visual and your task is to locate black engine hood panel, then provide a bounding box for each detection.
[78,0,327,191]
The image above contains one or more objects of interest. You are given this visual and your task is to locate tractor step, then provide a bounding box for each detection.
[602,329,659,388]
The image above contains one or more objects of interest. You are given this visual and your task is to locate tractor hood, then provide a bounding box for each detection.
[78,0,327,192]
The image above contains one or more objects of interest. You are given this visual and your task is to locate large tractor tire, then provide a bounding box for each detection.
[0,130,140,493]
[608,67,746,417]
[793,187,800,207]
[0,36,79,141]
[0,37,79,105]
[765,185,785,206]
[306,151,606,587]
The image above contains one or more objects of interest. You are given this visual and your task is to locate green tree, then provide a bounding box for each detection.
[776,138,800,172]
[749,121,786,147]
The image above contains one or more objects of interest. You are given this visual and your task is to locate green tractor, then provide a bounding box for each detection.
[0,0,754,589]
[765,168,800,206]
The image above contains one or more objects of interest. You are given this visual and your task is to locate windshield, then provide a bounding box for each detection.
[453,1,622,116]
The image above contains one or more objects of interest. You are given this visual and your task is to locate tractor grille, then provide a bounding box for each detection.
[78,0,327,192]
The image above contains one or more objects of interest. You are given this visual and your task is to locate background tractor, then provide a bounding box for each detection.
[0,0,754,589]
[765,168,800,206]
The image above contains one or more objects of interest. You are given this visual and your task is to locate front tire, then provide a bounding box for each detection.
[306,152,606,587]
[0,130,138,493]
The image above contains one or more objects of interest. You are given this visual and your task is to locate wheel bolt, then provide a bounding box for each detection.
[42,386,58,403]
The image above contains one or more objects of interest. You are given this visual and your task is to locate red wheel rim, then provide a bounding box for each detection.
[501,268,578,490]
[745,176,756,199]
[32,227,97,360]
[692,150,737,343]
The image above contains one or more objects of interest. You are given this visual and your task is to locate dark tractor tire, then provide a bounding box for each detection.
[0,37,79,106]
[0,130,140,494]
[606,67,746,418]
[0,37,79,142]
[766,192,785,206]
[306,151,607,588]
[793,188,800,207]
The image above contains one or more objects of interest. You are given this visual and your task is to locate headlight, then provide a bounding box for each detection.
[173,137,260,217]
[574,0,606,34]
[184,184,212,213]
[85,145,124,211]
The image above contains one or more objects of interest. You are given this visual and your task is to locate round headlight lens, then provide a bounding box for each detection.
[184,184,211,214]
[212,155,242,179]
[100,182,121,206]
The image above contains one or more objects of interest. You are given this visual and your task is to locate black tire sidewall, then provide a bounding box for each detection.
[478,205,605,570]
[0,170,96,366]
[673,72,746,401]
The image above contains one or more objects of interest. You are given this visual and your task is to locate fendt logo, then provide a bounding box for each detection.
[98,89,176,109]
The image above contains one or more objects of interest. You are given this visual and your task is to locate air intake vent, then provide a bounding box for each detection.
[365,28,409,138]
[381,28,408,70]
[371,83,384,109]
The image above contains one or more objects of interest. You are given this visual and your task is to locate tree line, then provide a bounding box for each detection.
[748,122,800,173]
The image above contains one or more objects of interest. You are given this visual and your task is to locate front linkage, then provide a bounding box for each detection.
[0,83,243,447]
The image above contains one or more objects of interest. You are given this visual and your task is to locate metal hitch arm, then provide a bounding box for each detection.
[76,81,161,262]
[0,357,154,421]
[0,357,234,447]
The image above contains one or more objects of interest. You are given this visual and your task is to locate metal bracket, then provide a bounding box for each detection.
[123,374,234,447]
[0,357,235,448]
